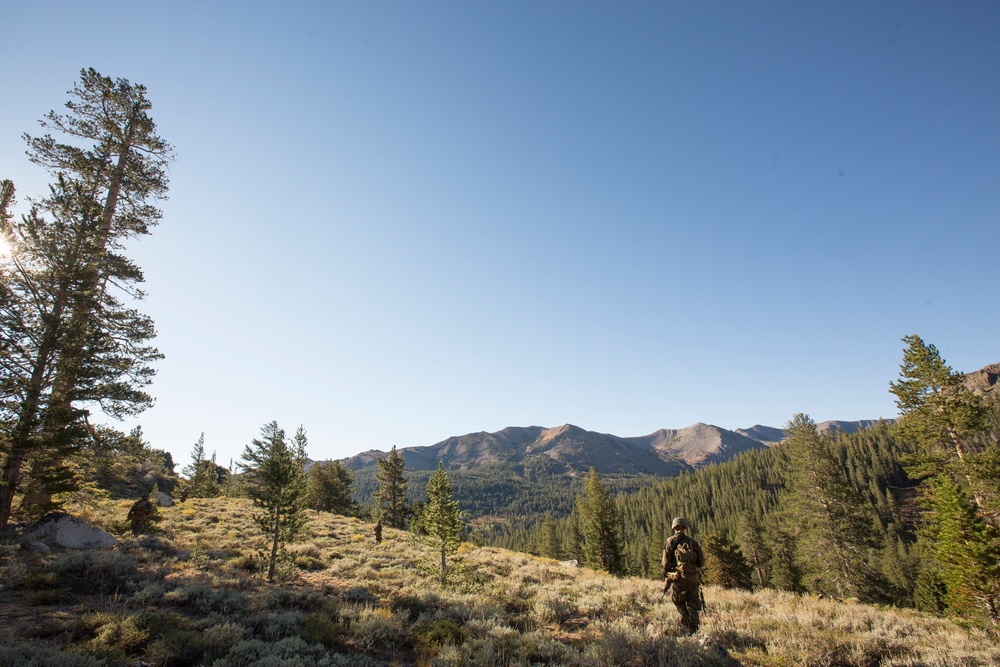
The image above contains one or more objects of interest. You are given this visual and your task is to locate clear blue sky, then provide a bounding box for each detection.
[2,2,998,469]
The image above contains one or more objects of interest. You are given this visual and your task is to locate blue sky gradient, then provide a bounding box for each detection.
[2,2,998,467]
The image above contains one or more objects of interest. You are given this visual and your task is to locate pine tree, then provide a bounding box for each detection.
[737,512,772,590]
[778,414,887,601]
[423,463,464,582]
[182,433,222,498]
[537,514,562,559]
[703,531,753,590]
[373,446,409,529]
[890,335,991,511]
[766,514,803,593]
[307,460,357,515]
[576,467,626,575]
[240,421,308,581]
[927,475,1000,625]
[0,69,171,527]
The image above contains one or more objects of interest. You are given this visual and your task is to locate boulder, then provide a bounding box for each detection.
[24,512,118,549]
[21,540,51,554]
[151,492,174,507]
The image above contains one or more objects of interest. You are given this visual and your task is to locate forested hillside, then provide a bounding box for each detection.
[484,420,918,582]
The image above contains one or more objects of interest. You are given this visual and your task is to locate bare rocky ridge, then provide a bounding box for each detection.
[339,362,1000,477]
[339,419,879,475]
[964,363,1000,394]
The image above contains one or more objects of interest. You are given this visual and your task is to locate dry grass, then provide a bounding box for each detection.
[0,497,996,666]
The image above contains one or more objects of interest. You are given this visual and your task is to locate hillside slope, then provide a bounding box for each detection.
[1,497,995,667]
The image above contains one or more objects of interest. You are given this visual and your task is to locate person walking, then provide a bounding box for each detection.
[127,492,154,537]
[662,517,705,634]
[374,519,383,544]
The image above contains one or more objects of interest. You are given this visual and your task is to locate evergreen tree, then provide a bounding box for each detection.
[703,531,753,590]
[240,421,308,581]
[778,414,887,601]
[738,512,772,590]
[927,474,1000,625]
[890,335,991,511]
[0,69,171,527]
[576,467,626,575]
[537,514,562,559]
[423,463,464,582]
[373,446,409,529]
[891,336,1000,626]
[182,433,221,498]
[307,460,357,515]
[766,515,803,593]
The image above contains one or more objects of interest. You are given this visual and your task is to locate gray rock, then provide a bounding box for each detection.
[21,540,51,554]
[24,512,118,549]
[152,491,174,507]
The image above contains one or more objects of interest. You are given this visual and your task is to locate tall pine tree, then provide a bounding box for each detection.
[0,69,171,526]
[307,460,357,515]
[240,422,308,582]
[373,446,409,529]
[777,414,887,601]
[423,463,464,582]
[576,467,626,575]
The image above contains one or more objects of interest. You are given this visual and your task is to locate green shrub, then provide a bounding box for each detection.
[413,617,463,656]
[129,580,168,607]
[22,571,59,590]
[295,555,327,571]
[49,550,137,594]
[201,622,248,664]
[349,606,404,652]
[298,613,344,648]
[390,593,424,623]
[226,552,260,573]
[79,611,150,662]
[28,588,72,605]
[0,642,105,667]
[259,586,326,611]
[163,583,248,614]
[142,611,208,667]
[209,636,335,667]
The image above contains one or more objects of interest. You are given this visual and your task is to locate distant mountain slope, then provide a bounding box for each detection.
[735,425,786,444]
[624,423,767,467]
[338,419,883,476]
[964,362,1000,395]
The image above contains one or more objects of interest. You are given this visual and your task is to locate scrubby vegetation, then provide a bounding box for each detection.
[1,497,997,667]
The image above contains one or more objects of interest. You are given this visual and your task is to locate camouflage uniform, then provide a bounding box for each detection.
[127,495,153,537]
[662,517,705,634]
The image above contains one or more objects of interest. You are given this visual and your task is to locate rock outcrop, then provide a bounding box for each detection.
[23,512,118,549]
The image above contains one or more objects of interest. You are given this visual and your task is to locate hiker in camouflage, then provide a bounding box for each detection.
[127,492,154,537]
[662,517,705,634]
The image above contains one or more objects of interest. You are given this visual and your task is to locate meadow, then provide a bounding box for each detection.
[0,497,996,667]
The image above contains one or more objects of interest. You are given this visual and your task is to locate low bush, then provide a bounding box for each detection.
[0,642,105,667]
[49,549,137,594]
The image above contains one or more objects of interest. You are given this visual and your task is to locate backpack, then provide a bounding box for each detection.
[676,537,697,564]
[675,537,701,582]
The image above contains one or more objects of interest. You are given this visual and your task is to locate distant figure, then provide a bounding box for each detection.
[662,517,705,634]
[374,520,382,544]
[127,493,154,537]
[179,489,189,503]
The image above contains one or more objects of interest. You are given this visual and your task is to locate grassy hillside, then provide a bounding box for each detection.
[1,497,996,667]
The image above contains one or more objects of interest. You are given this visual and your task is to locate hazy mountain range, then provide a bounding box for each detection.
[334,362,999,478]
[338,419,886,476]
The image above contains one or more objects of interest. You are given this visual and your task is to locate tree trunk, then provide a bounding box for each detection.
[268,506,281,582]
[0,288,67,527]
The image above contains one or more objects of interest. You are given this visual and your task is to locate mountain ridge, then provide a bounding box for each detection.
[338,418,889,476]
